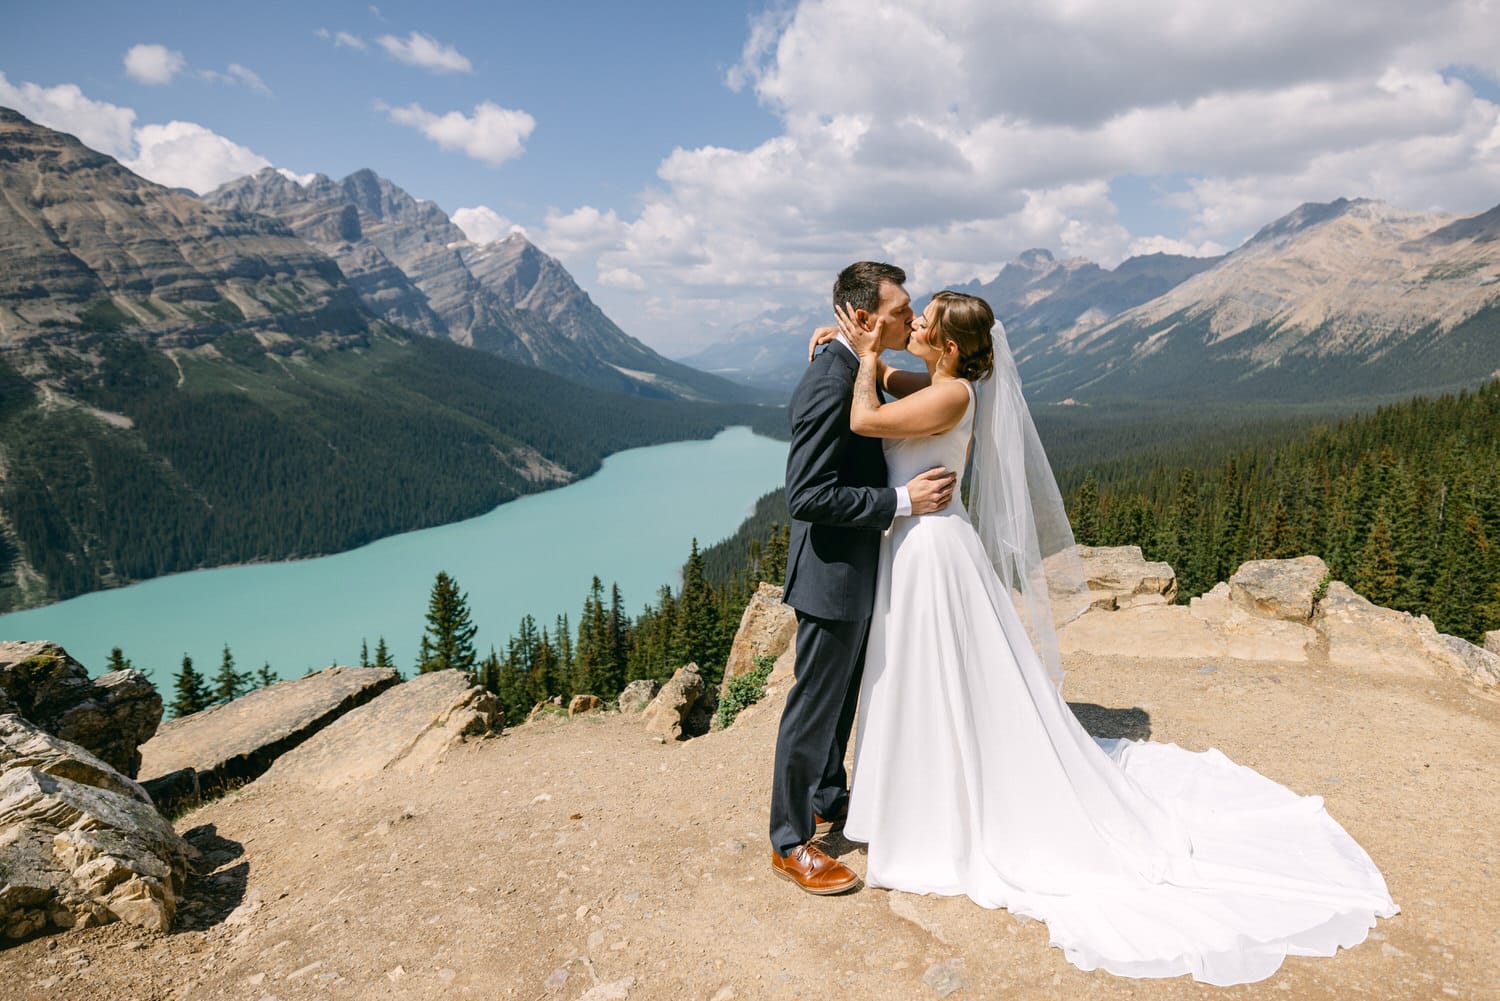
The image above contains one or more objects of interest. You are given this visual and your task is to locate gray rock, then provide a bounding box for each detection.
[139,666,398,795]
[1229,555,1329,621]
[1316,582,1497,687]
[258,670,497,791]
[617,680,660,714]
[1073,545,1178,607]
[922,957,967,997]
[0,641,161,778]
[641,664,705,742]
[1485,630,1499,656]
[718,583,797,699]
[1433,634,1500,688]
[0,714,188,940]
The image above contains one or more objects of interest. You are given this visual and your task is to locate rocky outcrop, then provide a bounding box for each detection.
[1228,556,1328,621]
[641,664,706,742]
[617,680,660,714]
[1486,631,1499,656]
[0,641,161,778]
[258,670,497,791]
[718,584,797,697]
[1072,545,1178,608]
[1314,583,1500,687]
[1062,556,1497,689]
[138,666,399,801]
[0,714,188,940]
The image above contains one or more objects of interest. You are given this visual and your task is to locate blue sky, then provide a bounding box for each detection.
[4,1,1499,354]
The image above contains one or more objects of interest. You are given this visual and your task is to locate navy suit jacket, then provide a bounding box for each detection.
[781,344,897,621]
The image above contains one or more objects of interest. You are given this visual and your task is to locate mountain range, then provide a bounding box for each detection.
[0,108,768,613]
[685,200,1500,404]
[203,169,764,403]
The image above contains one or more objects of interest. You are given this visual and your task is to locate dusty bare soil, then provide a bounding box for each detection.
[3,647,1498,1001]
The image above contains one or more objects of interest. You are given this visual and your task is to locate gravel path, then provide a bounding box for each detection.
[3,647,1496,1000]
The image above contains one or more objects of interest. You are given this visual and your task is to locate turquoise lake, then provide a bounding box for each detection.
[0,427,787,680]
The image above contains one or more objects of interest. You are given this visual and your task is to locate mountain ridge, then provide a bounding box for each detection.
[205,167,767,403]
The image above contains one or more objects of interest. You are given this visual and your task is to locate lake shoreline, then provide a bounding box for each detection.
[0,428,789,678]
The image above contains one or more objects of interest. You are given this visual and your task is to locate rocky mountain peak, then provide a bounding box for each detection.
[1013,247,1057,270]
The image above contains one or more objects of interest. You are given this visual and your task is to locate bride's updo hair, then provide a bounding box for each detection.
[929,291,996,381]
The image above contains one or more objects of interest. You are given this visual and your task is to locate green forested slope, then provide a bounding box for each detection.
[1066,381,1500,641]
[0,328,772,612]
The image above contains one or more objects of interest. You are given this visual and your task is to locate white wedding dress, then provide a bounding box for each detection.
[843,381,1397,986]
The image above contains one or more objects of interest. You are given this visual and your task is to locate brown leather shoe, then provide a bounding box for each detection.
[770,843,860,895]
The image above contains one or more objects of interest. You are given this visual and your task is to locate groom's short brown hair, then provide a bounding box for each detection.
[834,261,906,315]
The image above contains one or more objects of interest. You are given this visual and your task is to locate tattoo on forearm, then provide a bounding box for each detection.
[853,354,880,420]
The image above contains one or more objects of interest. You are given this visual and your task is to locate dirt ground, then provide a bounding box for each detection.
[3,646,1498,1001]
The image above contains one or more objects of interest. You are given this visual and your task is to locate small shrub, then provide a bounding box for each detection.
[1312,571,1332,607]
[715,653,777,730]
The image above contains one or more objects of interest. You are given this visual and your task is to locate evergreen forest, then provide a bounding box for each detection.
[1062,380,1500,642]
[0,329,779,613]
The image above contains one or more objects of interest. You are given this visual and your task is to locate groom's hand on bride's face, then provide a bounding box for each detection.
[907,467,957,515]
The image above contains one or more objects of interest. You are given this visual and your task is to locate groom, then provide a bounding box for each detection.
[770,261,955,894]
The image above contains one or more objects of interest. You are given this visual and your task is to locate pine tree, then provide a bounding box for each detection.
[106,647,133,673]
[373,636,394,668]
[1073,474,1101,546]
[210,643,252,705]
[170,654,212,718]
[676,539,721,685]
[359,638,371,668]
[256,663,277,687]
[417,571,478,674]
[1354,508,1399,607]
[763,523,790,585]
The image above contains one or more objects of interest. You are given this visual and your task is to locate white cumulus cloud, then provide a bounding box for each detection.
[452,205,525,243]
[598,267,646,291]
[123,43,185,85]
[378,99,534,166]
[544,0,1500,353]
[376,31,472,74]
[0,71,137,157]
[124,120,273,194]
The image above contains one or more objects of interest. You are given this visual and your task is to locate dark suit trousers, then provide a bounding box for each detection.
[769,611,870,856]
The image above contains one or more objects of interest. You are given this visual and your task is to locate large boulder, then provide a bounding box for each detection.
[719,583,797,697]
[1228,556,1329,622]
[0,714,188,940]
[1072,546,1178,609]
[642,664,705,742]
[1315,582,1499,686]
[138,665,398,799]
[0,641,161,778]
[258,670,497,791]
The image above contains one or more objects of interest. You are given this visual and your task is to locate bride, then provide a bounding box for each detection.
[821,290,1398,986]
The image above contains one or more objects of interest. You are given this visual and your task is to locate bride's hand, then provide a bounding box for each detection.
[835,302,881,357]
[807,325,839,361]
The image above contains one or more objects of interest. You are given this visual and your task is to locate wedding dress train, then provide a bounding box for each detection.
[842,382,1397,986]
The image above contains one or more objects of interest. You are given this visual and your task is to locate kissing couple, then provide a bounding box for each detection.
[767,261,1397,985]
